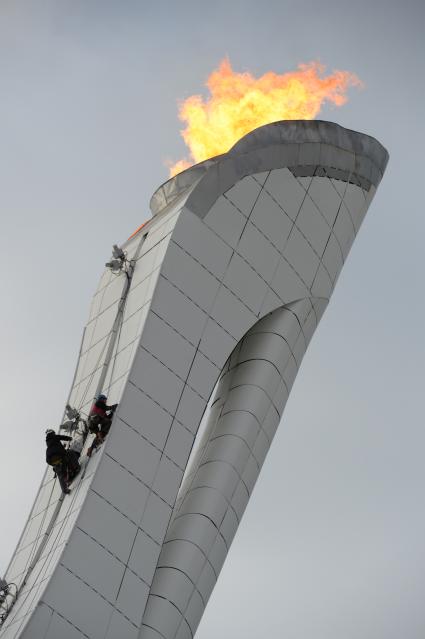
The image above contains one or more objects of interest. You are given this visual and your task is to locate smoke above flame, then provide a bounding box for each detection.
[168,59,362,176]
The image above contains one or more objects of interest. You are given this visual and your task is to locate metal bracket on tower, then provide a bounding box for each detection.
[105,244,128,274]
[60,404,81,433]
[0,579,8,605]
[0,580,17,626]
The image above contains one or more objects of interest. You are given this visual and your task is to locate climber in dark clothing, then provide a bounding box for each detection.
[45,429,80,494]
[87,394,118,457]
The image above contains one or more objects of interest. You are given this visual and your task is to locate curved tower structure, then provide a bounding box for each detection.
[0,120,388,639]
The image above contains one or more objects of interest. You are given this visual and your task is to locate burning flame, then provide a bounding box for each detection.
[169,59,362,176]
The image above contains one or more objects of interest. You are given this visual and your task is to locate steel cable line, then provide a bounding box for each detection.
[14,478,58,590]
[1,463,87,631]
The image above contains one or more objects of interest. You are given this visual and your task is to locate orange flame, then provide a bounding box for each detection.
[169,59,362,176]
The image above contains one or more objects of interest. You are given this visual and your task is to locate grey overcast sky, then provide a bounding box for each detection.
[1,1,424,637]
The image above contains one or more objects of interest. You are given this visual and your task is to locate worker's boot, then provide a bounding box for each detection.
[57,468,70,494]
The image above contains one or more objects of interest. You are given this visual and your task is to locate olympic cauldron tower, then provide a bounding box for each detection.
[0,121,388,639]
